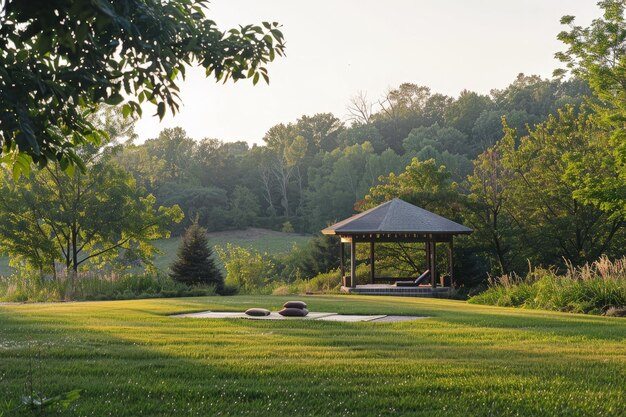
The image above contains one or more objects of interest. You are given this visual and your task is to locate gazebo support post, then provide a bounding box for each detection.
[439,243,445,287]
[430,240,437,288]
[369,241,375,284]
[425,241,431,285]
[339,242,345,286]
[350,240,357,288]
[448,239,454,288]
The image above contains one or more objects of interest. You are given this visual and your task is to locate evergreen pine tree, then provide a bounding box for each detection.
[170,221,223,289]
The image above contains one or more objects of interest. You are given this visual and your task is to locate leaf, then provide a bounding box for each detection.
[12,163,21,182]
[122,104,131,118]
[157,102,166,120]
[105,93,124,106]
[65,162,76,178]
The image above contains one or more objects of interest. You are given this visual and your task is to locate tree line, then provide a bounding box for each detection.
[2,70,622,284]
[115,73,589,235]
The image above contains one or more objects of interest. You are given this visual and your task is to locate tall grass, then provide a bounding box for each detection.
[0,272,217,302]
[469,256,626,315]
[272,264,385,295]
[273,268,343,295]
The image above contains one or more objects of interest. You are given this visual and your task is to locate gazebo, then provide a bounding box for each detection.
[322,198,472,295]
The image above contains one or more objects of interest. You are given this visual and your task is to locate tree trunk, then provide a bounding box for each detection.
[71,223,79,272]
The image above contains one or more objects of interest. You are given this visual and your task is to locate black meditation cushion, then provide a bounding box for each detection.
[283,300,307,309]
[245,308,271,317]
[278,307,309,317]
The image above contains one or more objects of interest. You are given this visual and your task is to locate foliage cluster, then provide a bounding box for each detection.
[358,108,625,284]
[0,271,216,302]
[469,256,626,315]
[0,0,285,171]
[113,74,588,236]
[215,233,343,294]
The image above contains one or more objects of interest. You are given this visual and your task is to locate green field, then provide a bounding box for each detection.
[0,228,312,275]
[1,296,624,416]
[153,228,311,271]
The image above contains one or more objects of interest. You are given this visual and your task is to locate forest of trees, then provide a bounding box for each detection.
[1,72,623,286]
[116,74,590,234]
[105,72,624,284]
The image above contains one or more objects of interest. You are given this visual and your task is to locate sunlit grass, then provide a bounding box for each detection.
[0,296,624,416]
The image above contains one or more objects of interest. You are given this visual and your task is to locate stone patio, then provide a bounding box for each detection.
[172,311,428,322]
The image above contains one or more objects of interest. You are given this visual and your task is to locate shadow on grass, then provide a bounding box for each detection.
[0,298,624,417]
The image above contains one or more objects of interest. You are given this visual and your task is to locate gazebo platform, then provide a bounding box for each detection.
[341,284,452,297]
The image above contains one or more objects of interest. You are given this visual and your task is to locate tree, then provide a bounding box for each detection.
[503,107,624,266]
[466,126,517,275]
[170,221,223,288]
[346,91,375,125]
[337,124,385,153]
[0,0,285,171]
[0,145,183,274]
[282,233,339,280]
[358,158,465,277]
[230,186,260,229]
[144,128,197,184]
[372,83,441,153]
[304,143,380,231]
[359,158,463,218]
[471,109,538,152]
[158,182,229,233]
[263,123,304,218]
[295,113,344,153]
[555,1,626,218]
[445,90,493,137]
[402,123,468,155]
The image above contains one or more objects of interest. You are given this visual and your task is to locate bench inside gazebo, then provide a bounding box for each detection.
[322,198,472,297]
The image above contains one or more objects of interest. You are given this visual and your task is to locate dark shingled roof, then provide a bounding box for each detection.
[322,198,473,235]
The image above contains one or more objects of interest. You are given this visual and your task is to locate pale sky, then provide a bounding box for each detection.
[134,0,601,145]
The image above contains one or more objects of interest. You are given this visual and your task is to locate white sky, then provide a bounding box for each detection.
[134,0,601,145]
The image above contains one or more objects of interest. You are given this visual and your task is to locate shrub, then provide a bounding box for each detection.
[215,244,277,293]
[469,256,626,315]
[273,269,342,295]
[281,221,295,233]
[170,221,223,290]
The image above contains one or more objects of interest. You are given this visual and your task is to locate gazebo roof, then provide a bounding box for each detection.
[321,198,473,235]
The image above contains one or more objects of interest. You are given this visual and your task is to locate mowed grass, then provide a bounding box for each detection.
[0,296,624,416]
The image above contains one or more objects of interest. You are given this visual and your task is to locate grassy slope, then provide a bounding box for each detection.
[153,229,311,271]
[0,229,311,275]
[0,296,624,417]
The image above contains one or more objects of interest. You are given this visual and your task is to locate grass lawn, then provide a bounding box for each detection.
[152,228,311,272]
[0,296,624,416]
